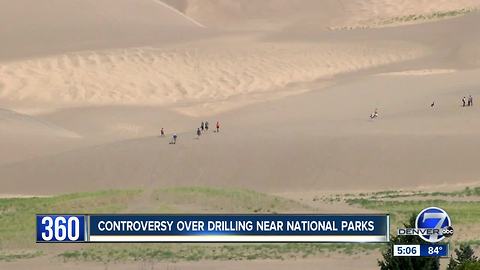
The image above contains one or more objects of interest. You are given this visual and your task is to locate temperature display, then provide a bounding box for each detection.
[394,244,449,257]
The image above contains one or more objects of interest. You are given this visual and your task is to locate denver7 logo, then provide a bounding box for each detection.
[415,207,452,243]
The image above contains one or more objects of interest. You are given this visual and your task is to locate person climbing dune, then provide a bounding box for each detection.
[171,133,177,144]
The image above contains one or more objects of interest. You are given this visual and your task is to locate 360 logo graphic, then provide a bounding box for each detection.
[416,207,453,243]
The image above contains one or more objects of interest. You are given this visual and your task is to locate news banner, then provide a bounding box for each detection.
[36,214,389,243]
[36,207,452,258]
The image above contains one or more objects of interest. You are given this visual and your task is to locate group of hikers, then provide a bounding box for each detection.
[196,121,220,138]
[160,121,220,144]
[462,95,474,107]
[370,95,475,120]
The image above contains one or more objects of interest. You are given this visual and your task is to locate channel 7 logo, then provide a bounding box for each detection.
[397,207,454,243]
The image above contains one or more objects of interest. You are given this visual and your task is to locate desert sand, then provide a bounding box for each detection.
[1,0,480,269]
[163,0,480,30]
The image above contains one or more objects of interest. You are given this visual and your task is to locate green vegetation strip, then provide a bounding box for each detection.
[153,186,310,214]
[362,187,480,200]
[346,198,480,226]
[381,8,476,25]
[0,187,309,250]
[60,243,381,263]
[0,251,43,262]
[0,190,141,249]
[5,186,478,263]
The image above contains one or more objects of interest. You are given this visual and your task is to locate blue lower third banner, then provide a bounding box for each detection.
[37,214,390,243]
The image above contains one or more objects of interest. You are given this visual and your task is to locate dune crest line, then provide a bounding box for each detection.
[152,0,206,28]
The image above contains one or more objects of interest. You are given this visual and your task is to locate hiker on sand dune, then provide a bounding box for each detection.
[197,128,201,138]
[201,122,205,132]
[172,133,177,144]
[216,121,220,132]
[462,97,467,107]
[160,128,165,137]
[205,121,209,131]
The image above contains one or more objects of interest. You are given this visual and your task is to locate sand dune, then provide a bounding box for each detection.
[3,65,480,195]
[0,108,83,164]
[2,1,478,118]
[0,0,207,61]
[161,0,344,30]
[1,1,479,194]
[340,0,480,28]
[162,0,480,30]
[0,40,427,116]
[39,106,197,139]
[0,108,79,138]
